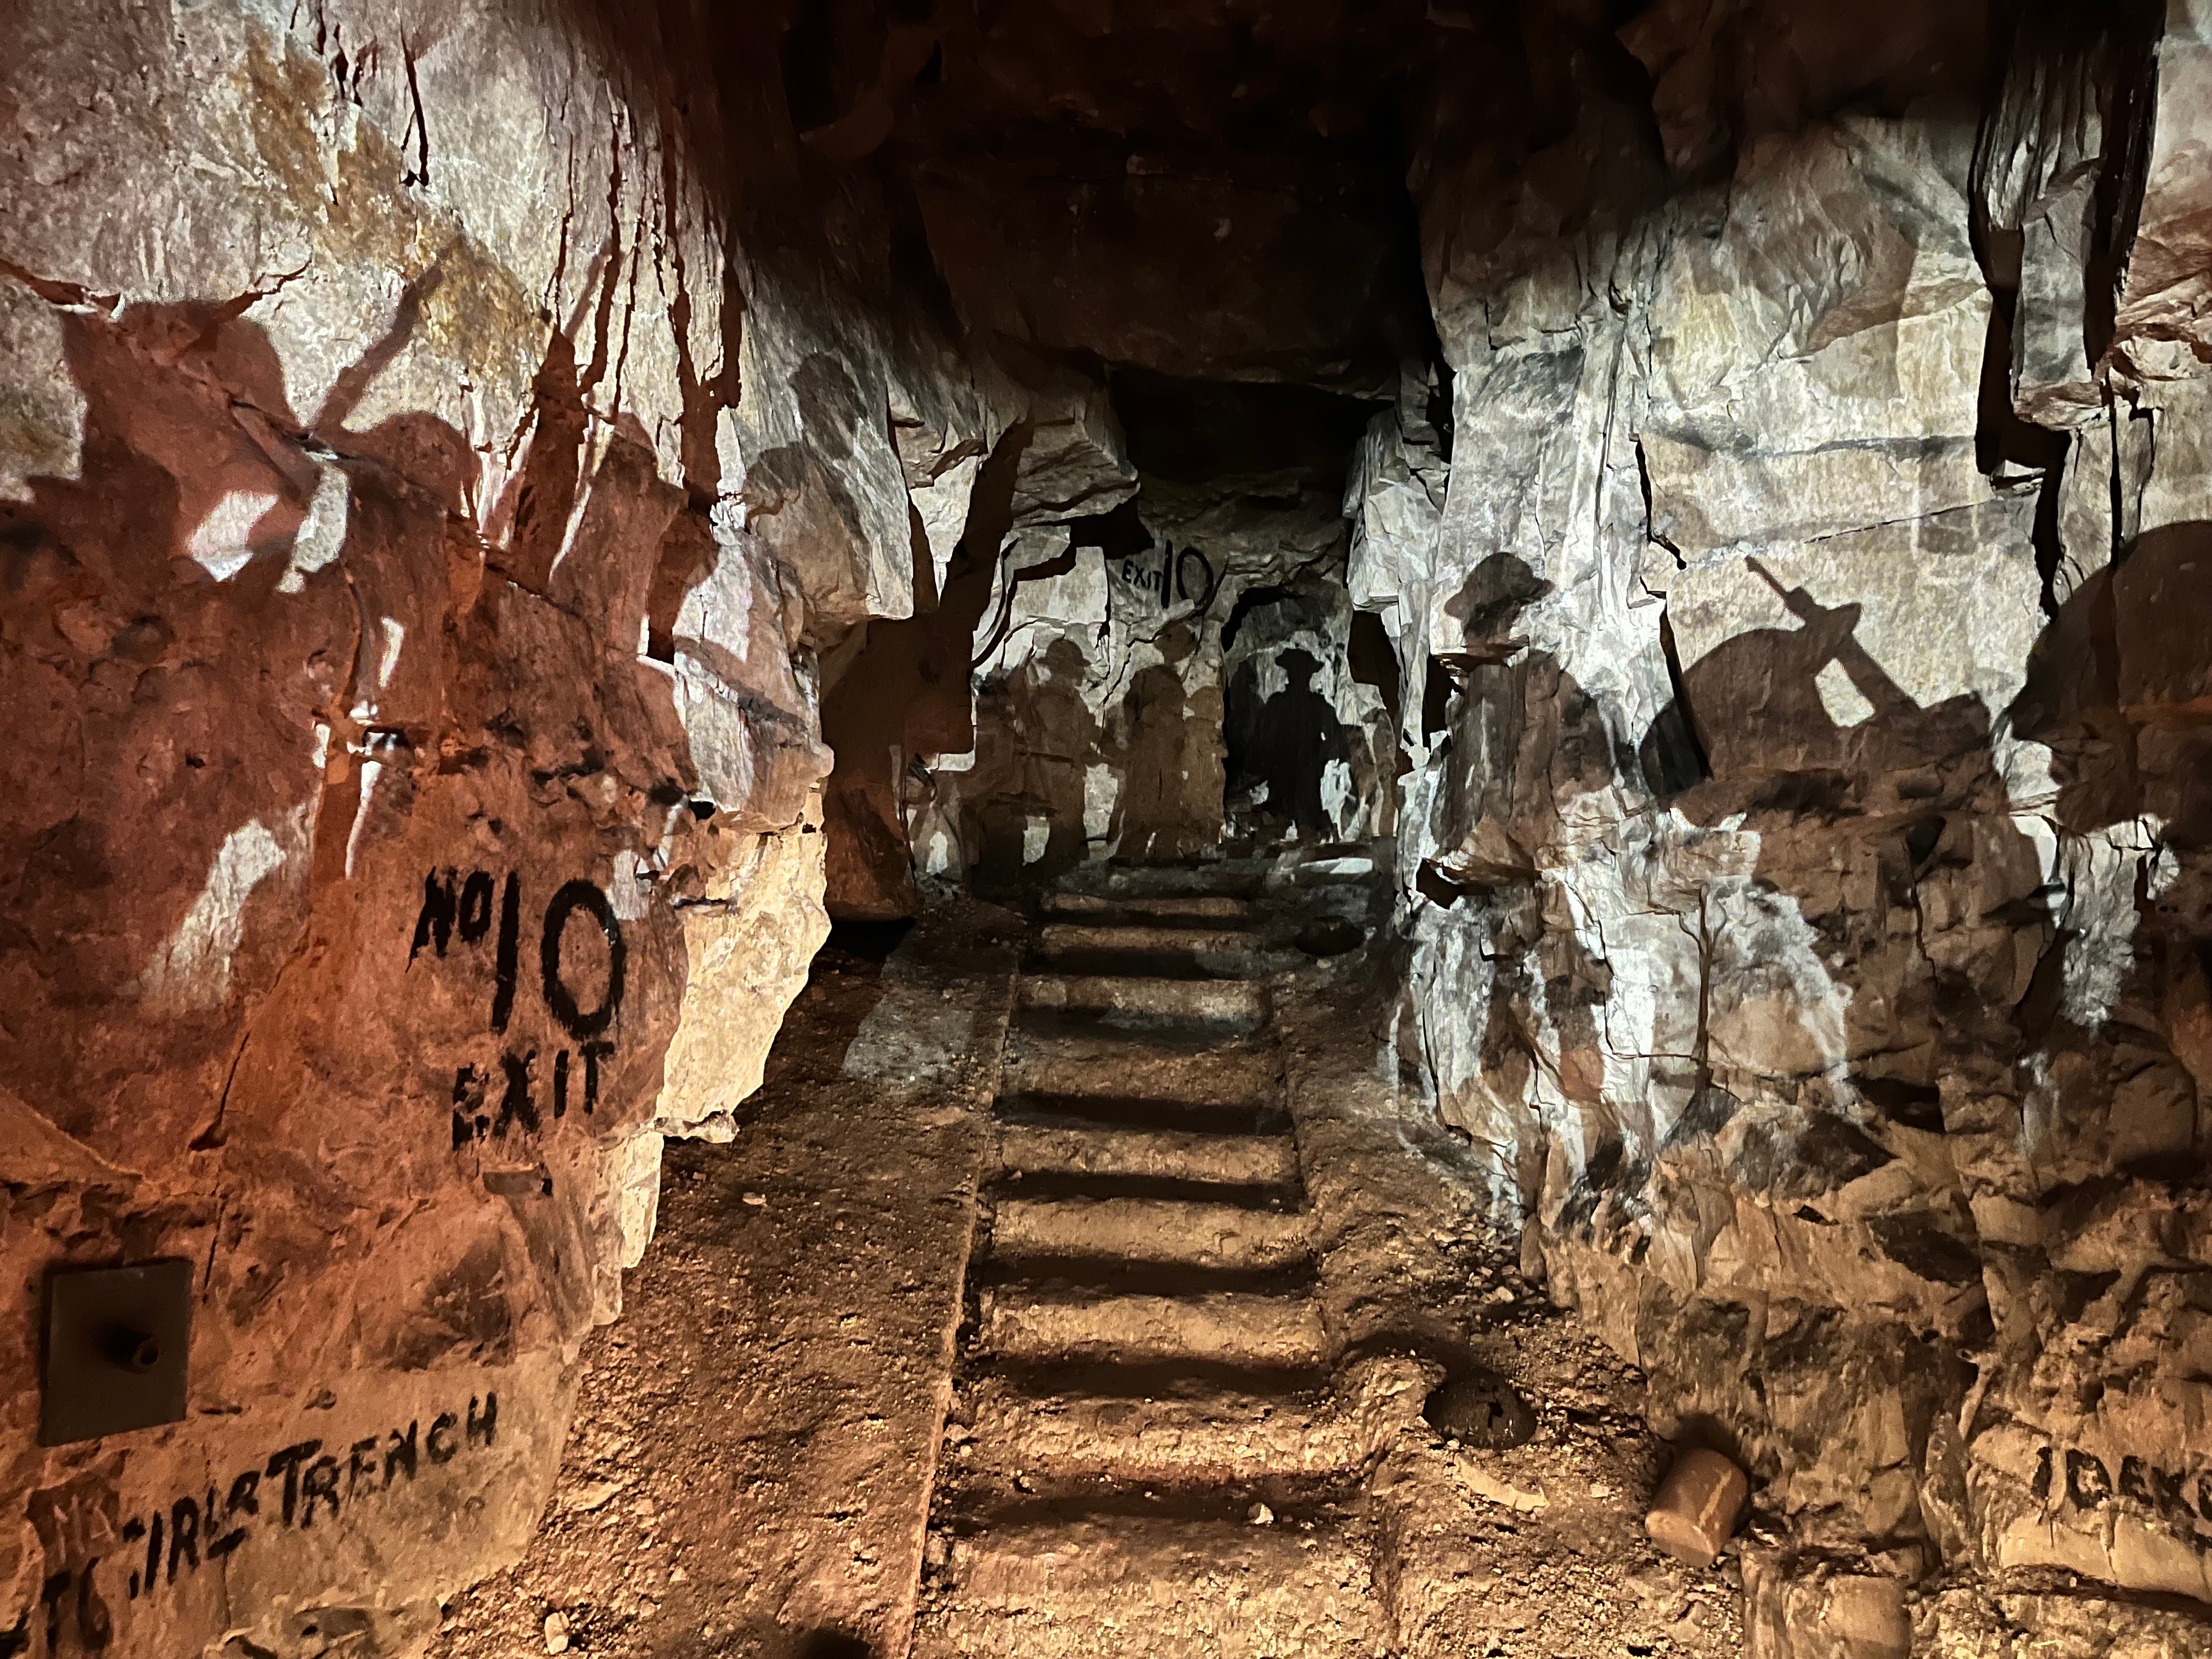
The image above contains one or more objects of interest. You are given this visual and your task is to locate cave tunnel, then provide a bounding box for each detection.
[5,1,2212,1655]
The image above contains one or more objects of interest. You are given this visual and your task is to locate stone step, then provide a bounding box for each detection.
[1053,863,1267,900]
[1034,922,1273,960]
[996,1122,1300,1189]
[990,1196,1311,1272]
[912,1517,1387,1659]
[1030,923,1295,982]
[1002,1031,1279,1115]
[1016,973,1267,1029]
[958,1356,1432,1486]
[977,1288,1328,1369]
[1284,852,1380,887]
[1040,892,1263,925]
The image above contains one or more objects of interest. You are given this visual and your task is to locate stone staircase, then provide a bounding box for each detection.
[911,867,1424,1658]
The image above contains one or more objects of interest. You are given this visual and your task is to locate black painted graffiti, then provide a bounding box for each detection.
[409,868,525,1031]
[493,870,522,1032]
[410,871,628,1146]
[541,878,625,1040]
[450,1041,614,1144]
[1114,541,1216,611]
[2033,1443,2212,1542]
[15,1395,498,1654]
[409,869,498,958]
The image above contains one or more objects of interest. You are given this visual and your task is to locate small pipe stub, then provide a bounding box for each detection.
[103,1325,163,1374]
[1645,1447,1750,1567]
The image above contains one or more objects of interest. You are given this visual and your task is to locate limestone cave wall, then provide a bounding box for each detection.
[1357,0,2212,1635]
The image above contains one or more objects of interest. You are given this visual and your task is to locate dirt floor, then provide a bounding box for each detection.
[428,907,1019,1659]
[1271,925,1745,1659]
[430,882,1745,1659]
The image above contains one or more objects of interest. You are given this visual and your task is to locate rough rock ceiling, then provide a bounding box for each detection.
[776,0,1449,387]
[766,0,2021,393]
[891,0,1436,145]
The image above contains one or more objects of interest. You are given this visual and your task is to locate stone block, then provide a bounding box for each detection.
[1644,1447,1750,1567]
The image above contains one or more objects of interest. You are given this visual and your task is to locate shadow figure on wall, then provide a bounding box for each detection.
[1224,647,1346,840]
[1109,641,1221,864]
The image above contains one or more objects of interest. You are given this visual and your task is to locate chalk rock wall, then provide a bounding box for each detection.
[1367,2,2212,1645]
[0,2,968,1651]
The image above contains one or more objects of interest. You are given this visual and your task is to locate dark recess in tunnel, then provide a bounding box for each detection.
[1348,611,1401,726]
[777,0,1489,913]
[1066,498,1157,565]
[1110,368,1387,488]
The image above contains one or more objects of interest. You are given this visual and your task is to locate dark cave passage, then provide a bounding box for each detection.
[7,3,2212,1657]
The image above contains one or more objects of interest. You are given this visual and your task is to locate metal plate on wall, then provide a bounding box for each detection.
[40,1260,192,1446]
